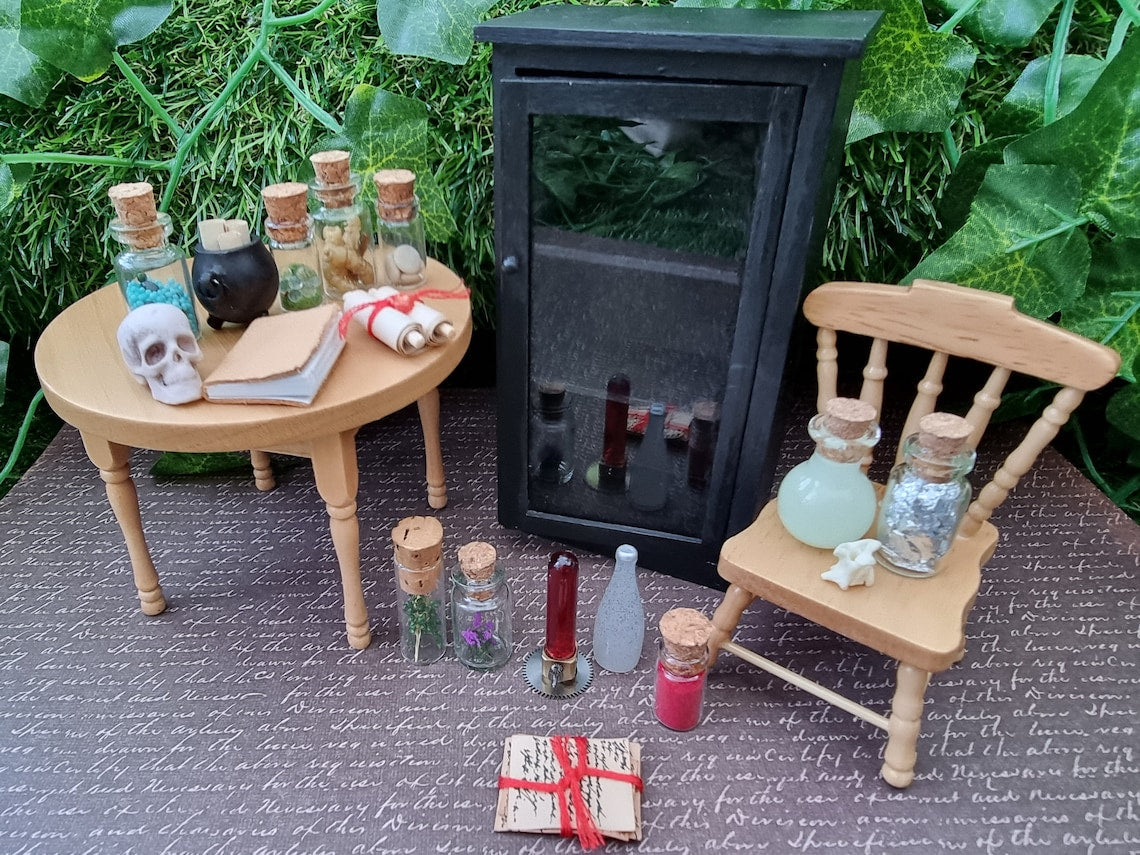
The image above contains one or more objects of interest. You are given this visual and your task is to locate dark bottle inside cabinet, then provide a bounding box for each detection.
[476,6,880,588]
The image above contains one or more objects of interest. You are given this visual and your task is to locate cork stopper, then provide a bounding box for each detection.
[917,412,973,457]
[660,608,711,672]
[310,150,355,207]
[374,169,417,222]
[108,182,164,249]
[458,541,498,601]
[822,397,878,439]
[262,182,311,244]
[392,515,444,594]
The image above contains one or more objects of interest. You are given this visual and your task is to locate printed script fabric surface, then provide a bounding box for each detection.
[0,389,1137,855]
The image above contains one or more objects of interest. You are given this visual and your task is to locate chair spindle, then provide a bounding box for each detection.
[958,385,1085,538]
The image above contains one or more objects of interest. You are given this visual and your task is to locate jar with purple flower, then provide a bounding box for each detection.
[451,541,513,671]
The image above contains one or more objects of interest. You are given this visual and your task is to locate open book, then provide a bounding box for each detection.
[203,304,345,406]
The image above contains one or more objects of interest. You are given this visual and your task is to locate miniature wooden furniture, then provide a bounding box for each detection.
[34,259,471,650]
[708,279,1120,787]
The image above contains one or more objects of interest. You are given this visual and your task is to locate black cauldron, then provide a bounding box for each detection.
[191,238,280,329]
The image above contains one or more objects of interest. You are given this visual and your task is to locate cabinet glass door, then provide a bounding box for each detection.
[499,77,801,557]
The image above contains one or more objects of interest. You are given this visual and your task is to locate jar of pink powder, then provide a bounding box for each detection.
[654,608,712,731]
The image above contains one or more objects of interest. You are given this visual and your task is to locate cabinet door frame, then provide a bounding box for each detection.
[495,75,805,586]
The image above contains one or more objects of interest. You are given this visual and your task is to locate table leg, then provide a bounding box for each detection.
[250,450,276,492]
[80,433,166,616]
[310,431,371,650]
[417,388,448,510]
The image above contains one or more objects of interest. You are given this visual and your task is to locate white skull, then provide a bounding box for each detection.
[117,303,203,405]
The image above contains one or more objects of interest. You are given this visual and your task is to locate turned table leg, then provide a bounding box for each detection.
[881,661,931,788]
[417,388,448,510]
[310,431,371,650]
[80,433,166,616]
[250,450,276,492]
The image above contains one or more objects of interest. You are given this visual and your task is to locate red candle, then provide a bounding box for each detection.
[655,660,707,731]
[544,550,579,661]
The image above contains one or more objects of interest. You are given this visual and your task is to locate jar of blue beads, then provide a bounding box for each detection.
[108,182,200,338]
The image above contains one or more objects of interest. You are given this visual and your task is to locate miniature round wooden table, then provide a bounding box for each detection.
[34,259,472,650]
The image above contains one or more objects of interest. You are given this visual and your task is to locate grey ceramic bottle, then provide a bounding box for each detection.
[592,544,646,673]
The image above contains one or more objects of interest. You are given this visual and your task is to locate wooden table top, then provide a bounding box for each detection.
[34,259,473,452]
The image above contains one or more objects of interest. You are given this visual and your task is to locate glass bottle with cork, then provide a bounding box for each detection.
[262,181,323,311]
[451,541,513,671]
[107,181,200,337]
[776,397,880,548]
[309,150,376,302]
[876,412,976,578]
[374,168,427,291]
[529,382,575,485]
[391,515,447,665]
[655,607,712,731]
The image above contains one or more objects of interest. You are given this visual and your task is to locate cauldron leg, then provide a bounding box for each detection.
[207,315,224,330]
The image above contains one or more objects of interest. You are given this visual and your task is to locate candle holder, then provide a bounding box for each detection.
[524,550,592,698]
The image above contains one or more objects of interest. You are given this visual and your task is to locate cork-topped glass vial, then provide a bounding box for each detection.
[776,397,880,548]
[309,150,376,302]
[655,608,712,732]
[391,515,447,665]
[374,169,428,291]
[876,412,976,578]
[451,541,513,671]
[107,182,200,337]
[530,382,575,485]
[262,181,323,311]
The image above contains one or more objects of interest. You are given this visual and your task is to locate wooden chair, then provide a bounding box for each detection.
[708,279,1121,788]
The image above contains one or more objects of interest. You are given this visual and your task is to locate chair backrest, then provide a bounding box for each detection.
[802,279,1121,539]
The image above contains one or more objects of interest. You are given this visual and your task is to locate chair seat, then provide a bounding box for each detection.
[718,496,998,674]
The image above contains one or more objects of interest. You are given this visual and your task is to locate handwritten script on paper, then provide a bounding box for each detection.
[495,735,642,842]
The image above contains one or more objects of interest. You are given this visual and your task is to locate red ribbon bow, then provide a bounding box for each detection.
[337,283,470,339]
[498,735,643,850]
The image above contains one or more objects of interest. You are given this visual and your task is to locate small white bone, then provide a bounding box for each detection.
[821,538,881,590]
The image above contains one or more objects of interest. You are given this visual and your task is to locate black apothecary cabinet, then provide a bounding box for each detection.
[477,6,880,588]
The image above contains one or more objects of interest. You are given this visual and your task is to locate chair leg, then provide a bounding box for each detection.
[708,583,755,668]
[880,661,930,788]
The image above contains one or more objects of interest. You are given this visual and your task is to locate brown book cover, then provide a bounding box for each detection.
[203,304,345,406]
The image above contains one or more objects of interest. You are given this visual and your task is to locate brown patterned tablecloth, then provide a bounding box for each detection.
[0,389,1136,854]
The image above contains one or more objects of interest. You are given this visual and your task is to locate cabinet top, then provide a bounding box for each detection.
[475,6,881,58]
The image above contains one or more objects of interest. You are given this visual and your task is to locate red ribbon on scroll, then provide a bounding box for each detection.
[497,735,644,850]
[337,284,470,339]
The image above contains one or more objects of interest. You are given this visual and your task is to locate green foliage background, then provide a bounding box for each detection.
[1,0,1137,515]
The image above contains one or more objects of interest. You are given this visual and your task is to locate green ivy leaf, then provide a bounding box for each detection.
[0,160,32,213]
[376,0,495,65]
[990,54,1105,137]
[1106,381,1140,442]
[843,0,975,143]
[938,135,1014,234]
[1060,239,1140,383]
[340,84,456,242]
[1005,33,1140,238]
[0,0,58,106]
[18,0,171,81]
[904,164,1089,318]
[931,0,1058,47]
